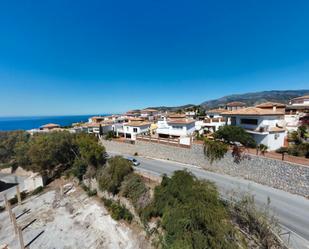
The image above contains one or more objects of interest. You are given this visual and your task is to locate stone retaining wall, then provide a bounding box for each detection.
[101,140,309,197]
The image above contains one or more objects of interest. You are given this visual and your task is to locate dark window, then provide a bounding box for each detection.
[133,128,138,132]
[240,119,258,125]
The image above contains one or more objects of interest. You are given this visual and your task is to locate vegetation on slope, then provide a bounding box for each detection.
[142,171,238,249]
[0,131,106,180]
[98,156,133,194]
[204,125,256,164]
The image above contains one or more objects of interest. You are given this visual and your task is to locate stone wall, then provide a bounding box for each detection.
[101,140,309,197]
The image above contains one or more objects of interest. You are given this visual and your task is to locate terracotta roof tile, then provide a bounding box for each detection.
[221,107,285,116]
[291,95,309,101]
[255,102,286,108]
[124,122,151,127]
[226,101,246,107]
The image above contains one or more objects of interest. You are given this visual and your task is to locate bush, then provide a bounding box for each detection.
[214,125,256,148]
[98,156,133,195]
[102,197,133,223]
[87,189,97,197]
[120,174,150,211]
[104,131,116,140]
[230,195,280,248]
[142,171,238,249]
[9,191,28,205]
[204,139,228,163]
[80,183,97,196]
[72,159,87,181]
[134,152,138,156]
[31,186,44,195]
[275,147,288,154]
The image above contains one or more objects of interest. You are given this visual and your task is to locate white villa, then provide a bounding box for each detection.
[222,107,286,150]
[156,116,195,138]
[202,109,227,132]
[226,101,246,111]
[116,121,151,140]
[285,95,309,131]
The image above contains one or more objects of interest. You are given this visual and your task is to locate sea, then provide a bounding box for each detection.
[0,115,108,131]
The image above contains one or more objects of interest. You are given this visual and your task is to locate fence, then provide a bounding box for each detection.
[136,135,191,148]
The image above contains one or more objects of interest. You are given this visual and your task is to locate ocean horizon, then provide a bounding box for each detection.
[0,114,110,131]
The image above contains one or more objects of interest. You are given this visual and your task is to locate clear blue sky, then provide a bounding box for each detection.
[0,0,309,116]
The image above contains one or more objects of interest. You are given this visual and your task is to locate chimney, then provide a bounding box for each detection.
[273,105,277,112]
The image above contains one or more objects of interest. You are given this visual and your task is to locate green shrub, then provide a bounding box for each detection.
[87,189,97,197]
[102,197,133,223]
[120,174,150,211]
[214,125,256,148]
[275,147,288,154]
[98,156,133,195]
[204,139,228,163]
[142,170,238,249]
[9,191,28,205]
[31,186,44,195]
[72,159,87,181]
[80,183,97,196]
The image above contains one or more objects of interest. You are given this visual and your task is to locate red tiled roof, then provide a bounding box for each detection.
[255,102,286,108]
[40,123,60,128]
[167,119,195,124]
[222,107,285,116]
[291,95,309,101]
[226,101,246,107]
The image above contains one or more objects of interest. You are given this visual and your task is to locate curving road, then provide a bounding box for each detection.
[109,151,309,249]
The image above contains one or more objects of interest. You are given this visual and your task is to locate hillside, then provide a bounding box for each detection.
[200,89,309,109]
[149,89,309,111]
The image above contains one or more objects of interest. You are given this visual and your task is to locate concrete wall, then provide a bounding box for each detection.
[101,140,309,197]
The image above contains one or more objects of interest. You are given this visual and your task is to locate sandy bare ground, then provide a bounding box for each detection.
[0,184,152,249]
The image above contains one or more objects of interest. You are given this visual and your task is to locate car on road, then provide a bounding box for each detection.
[126,157,140,166]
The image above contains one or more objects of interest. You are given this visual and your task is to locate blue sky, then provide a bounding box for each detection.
[0,0,309,116]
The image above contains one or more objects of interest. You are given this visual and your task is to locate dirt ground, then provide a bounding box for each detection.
[0,182,152,249]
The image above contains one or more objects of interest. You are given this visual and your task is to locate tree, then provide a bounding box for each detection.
[204,126,256,164]
[74,133,106,168]
[99,124,104,137]
[257,144,268,156]
[0,131,29,164]
[98,156,133,194]
[204,139,228,164]
[214,125,256,148]
[142,170,238,249]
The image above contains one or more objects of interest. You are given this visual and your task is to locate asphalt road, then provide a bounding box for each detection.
[109,151,309,249]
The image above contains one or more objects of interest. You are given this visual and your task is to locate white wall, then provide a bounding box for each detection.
[251,131,285,150]
[157,120,195,137]
[235,115,284,131]
[121,124,150,140]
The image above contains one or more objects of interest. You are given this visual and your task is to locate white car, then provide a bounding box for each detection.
[126,157,140,166]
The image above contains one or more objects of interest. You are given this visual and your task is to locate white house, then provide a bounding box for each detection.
[222,107,286,150]
[226,102,246,111]
[196,109,227,133]
[156,117,195,138]
[116,121,151,140]
[140,108,159,121]
[87,123,113,135]
[285,95,309,131]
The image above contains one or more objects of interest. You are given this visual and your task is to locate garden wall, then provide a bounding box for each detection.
[101,140,309,197]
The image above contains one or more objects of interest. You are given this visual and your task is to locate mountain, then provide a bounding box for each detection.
[147,104,196,112]
[148,90,309,111]
[200,90,309,109]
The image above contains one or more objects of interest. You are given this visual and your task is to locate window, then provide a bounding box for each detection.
[240,119,258,125]
[133,128,138,133]
[172,126,183,129]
